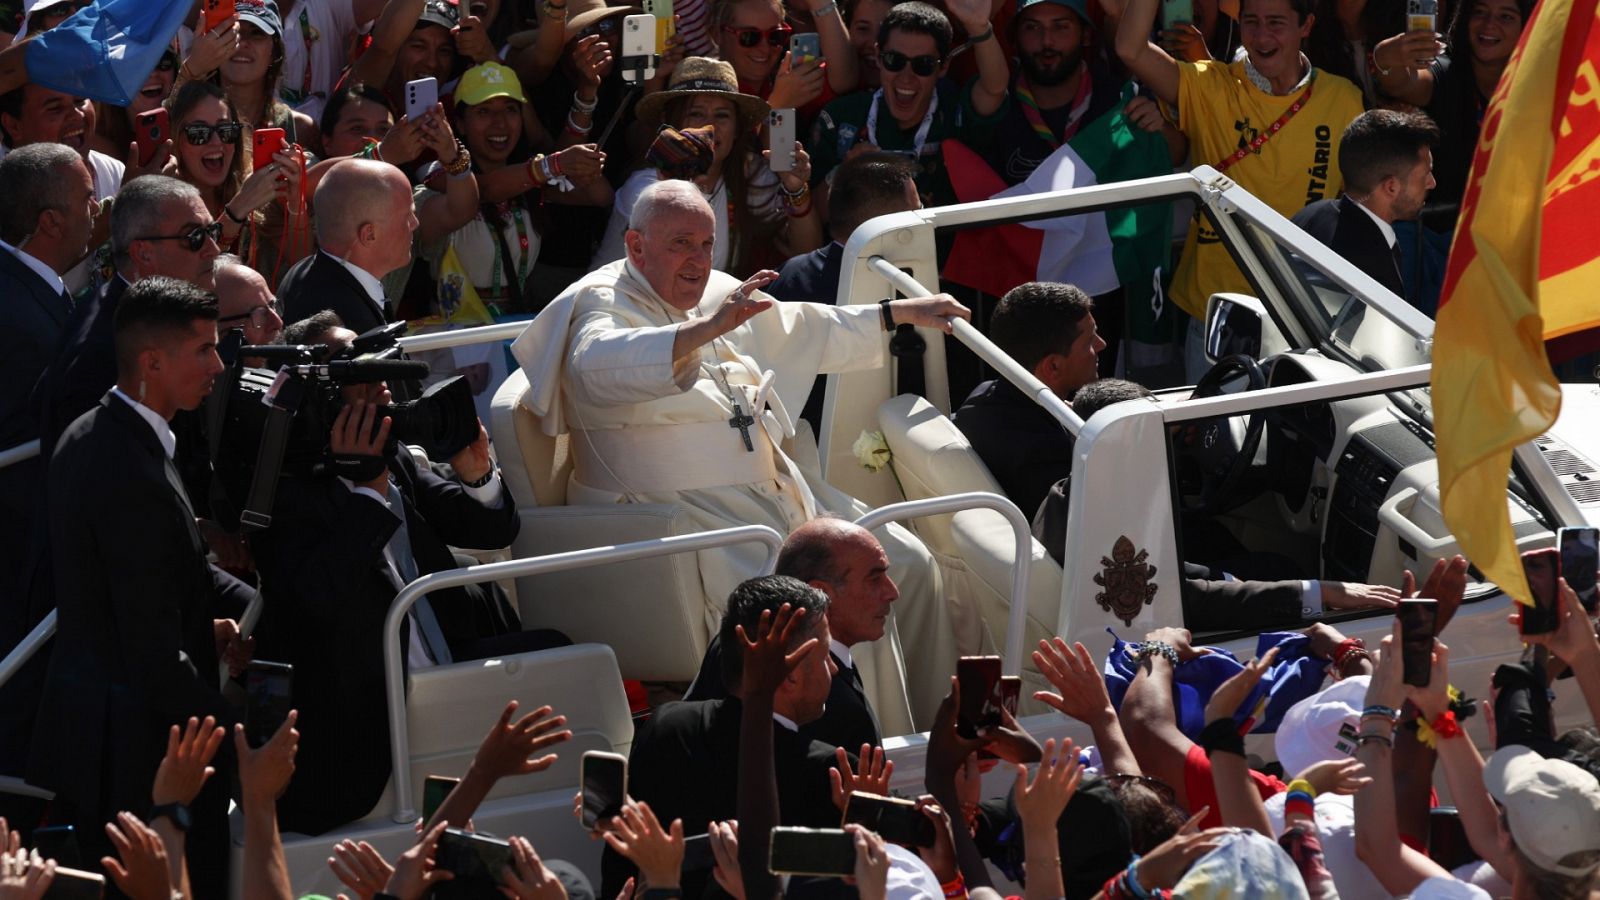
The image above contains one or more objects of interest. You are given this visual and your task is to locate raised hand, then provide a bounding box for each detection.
[101,813,172,900]
[552,144,607,185]
[329,839,394,900]
[236,712,300,805]
[767,54,826,112]
[707,270,779,337]
[473,701,572,782]
[734,602,821,698]
[1144,626,1207,662]
[1012,738,1082,828]
[500,835,567,899]
[1407,554,1469,634]
[829,744,894,812]
[151,715,226,807]
[982,707,1043,765]
[571,34,615,90]
[1514,577,1600,669]
[885,294,970,334]
[1202,646,1278,726]
[846,824,890,900]
[708,821,744,900]
[925,676,988,796]
[1131,810,1228,891]
[602,802,684,890]
[943,0,993,33]
[1366,621,1406,712]
[183,17,241,80]
[383,821,453,900]
[910,798,959,883]
[376,115,428,166]
[1295,758,1370,797]
[1404,639,1452,720]
[0,849,54,899]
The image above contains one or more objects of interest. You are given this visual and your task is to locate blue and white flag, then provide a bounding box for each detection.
[25,0,190,106]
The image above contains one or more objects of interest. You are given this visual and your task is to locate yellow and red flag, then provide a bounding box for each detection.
[1432,0,1600,604]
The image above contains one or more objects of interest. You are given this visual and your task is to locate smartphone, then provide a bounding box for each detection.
[404,77,439,124]
[33,825,80,869]
[244,660,293,748]
[423,774,460,822]
[135,108,168,168]
[40,868,105,900]
[434,829,512,888]
[644,0,674,54]
[581,750,627,829]
[1407,0,1437,32]
[842,792,937,848]
[1162,0,1194,26]
[956,655,1002,738]
[620,15,658,82]
[1521,548,1562,636]
[767,108,797,173]
[790,32,822,65]
[1560,526,1599,613]
[251,126,286,173]
[768,827,858,877]
[682,833,715,871]
[998,675,1022,717]
[202,0,237,33]
[1397,598,1438,687]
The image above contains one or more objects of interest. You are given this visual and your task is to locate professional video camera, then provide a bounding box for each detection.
[207,323,480,531]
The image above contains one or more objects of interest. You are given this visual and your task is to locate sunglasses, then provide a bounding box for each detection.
[135,221,225,251]
[182,121,244,146]
[219,303,280,327]
[721,23,793,48]
[878,48,941,76]
[1103,772,1180,808]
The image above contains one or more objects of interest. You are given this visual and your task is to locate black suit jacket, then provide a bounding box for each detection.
[684,634,880,751]
[28,393,234,819]
[250,446,520,835]
[32,275,125,463]
[957,380,1309,633]
[1291,197,1404,297]
[278,251,388,333]
[601,697,848,897]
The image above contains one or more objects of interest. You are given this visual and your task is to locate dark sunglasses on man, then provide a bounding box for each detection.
[135,221,225,252]
[182,121,244,146]
[878,48,941,77]
[218,303,280,328]
[721,23,793,48]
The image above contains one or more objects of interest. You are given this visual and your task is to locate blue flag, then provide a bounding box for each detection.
[24,0,190,106]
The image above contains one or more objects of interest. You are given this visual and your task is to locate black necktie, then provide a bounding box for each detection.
[60,288,75,319]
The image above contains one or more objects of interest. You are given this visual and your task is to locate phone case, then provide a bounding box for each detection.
[252,127,286,172]
[581,751,628,827]
[203,0,237,33]
[644,0,674,53]
[1162,0,1194,26]
[620,15,659,82]
[1406,0,1437,31]
[768,828,858,877]
[790,32,822,65]
[405,78,439,123]
[136,109,168,167]
[768,108,797,172]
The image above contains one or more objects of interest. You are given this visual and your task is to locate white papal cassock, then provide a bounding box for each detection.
[512,259,959,733]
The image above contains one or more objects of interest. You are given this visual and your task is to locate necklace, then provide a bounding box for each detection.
[703,360,757,452]
[865,88,939,161]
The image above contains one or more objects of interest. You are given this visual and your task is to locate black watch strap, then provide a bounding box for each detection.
[879,298,896,331]
[149,801,191,832]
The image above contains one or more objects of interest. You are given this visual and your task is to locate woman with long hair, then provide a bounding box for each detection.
[1371,0,1531,228]
[168,80,309,284]
[1305,0,1404,105]
[593,57,821,277]
[217,0,322,155]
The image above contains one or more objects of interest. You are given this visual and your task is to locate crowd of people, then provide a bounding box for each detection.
[0,0,1554,894]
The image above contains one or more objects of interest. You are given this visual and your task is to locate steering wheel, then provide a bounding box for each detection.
[1182,353,1267,515]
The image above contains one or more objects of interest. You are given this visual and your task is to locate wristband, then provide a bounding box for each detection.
[1356,731,1393,749]
[1285,778,1317,799]
[572,91,600,114]
[1417,709,1462,748]
[1198,717,1245,757]
[1361,704,1400,722]
[879,298,896,331]
[1124,857,1151,899]
[940,874,966,898]
[812,0,837,15]
[1283,790,1315,821]
[1331,637,1364,668]
[222,203,248,225]
[461,467,497,489]
[968,24,994,43]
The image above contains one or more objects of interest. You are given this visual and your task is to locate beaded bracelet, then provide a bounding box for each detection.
[1127,641,1180,666]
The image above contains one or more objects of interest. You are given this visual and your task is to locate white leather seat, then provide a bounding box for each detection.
[489,370,709,682]
[876,394,1065,712]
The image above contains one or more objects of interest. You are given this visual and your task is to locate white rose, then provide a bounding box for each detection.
[853,429,893,473]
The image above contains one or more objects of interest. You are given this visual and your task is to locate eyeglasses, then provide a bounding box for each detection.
[181,121,244,146]
[721,23,794,48]
[1102,772,1179,807]
[878,48,941,76]
[135,221,224,251]
[219,303,280,327]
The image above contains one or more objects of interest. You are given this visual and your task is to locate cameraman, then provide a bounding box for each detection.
[250,310,563,836]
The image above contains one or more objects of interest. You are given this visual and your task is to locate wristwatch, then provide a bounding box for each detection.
[149,802,191,832]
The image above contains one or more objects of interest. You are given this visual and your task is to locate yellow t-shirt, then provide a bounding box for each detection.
[1170,59,1366,319]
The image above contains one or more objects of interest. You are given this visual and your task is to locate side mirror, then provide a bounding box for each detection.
[1204,294,1266,363]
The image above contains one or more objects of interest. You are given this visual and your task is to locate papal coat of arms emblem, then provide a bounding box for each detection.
[1094,536,1158,626]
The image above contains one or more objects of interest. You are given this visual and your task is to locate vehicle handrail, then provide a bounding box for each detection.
[853,493,1032,676]
[394,320,530,353]
[1158,364,1432,423]
[0,610,54,695]
[0,439,41,471]
[864,257,1083,437]
[383,524,786,823]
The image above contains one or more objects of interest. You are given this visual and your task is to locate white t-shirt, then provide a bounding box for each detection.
[64,150,125,298]
[593,168,730,272]
[280,0,362,124]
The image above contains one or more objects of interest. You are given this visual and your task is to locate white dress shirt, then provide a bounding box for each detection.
[110,387,176,459]
[1348,196,1398,248]
[326,251,388,311]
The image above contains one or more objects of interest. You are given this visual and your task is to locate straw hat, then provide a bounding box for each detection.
[635,57,770,125]
[566,0,640,39]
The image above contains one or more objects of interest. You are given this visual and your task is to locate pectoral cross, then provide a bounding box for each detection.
[728,400,756,452]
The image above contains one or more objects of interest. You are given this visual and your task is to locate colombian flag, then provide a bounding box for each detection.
[1432,0,1600,605]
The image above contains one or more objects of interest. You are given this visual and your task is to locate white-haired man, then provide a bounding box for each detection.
[515,179,967,731]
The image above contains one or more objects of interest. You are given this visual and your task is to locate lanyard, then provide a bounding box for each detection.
[488,203,532,308]
[281,8,316,105]
[1015,65,1093,150]
[1215,72,1316,174]
[865,88,939,160]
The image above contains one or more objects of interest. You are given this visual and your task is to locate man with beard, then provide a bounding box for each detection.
[985,0,1126,184]
[1291,109,1438,300]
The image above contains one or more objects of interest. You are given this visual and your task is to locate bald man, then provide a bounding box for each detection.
[278,159,418,332]
[685,518,896,750]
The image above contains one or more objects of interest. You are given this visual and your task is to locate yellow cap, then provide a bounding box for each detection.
[455,62,528,107]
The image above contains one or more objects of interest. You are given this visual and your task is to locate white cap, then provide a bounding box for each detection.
[884,843,942,899]
[15,0,77,41]
[1484,745,1600,877]
[1274,675,1368,778]
[1409,876,1492,900]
